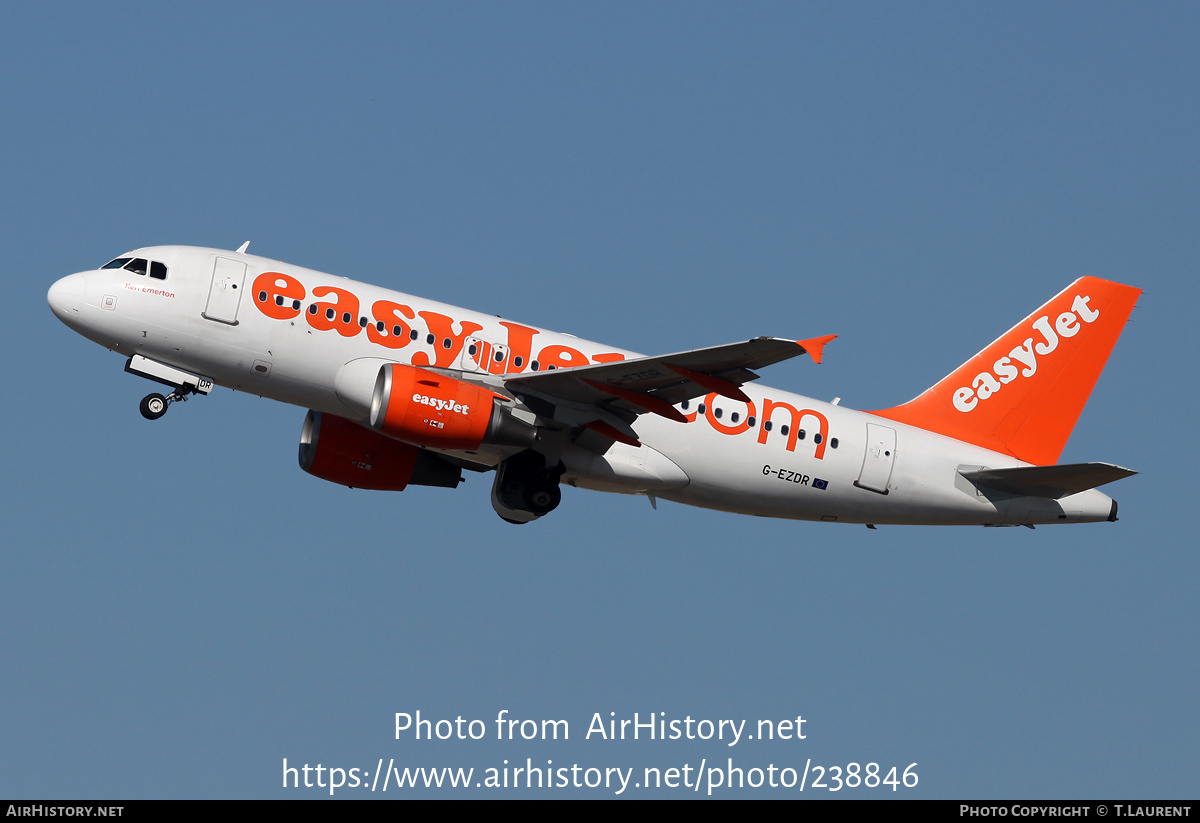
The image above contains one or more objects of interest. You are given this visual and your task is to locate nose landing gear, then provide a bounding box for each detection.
[139,393,167,420]
[138,385,197,420]
[125,355,214,421]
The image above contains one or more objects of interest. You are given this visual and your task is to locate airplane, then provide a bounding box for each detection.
[47,244,1140,526]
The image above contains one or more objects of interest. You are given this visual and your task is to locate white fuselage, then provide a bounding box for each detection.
[47,245,1118,526]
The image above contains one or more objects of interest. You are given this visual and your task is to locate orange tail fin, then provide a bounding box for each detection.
[870,277,1141,465]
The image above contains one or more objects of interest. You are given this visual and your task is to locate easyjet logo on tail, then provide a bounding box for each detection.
[871,276,1141,466]
[952,294,1100,413]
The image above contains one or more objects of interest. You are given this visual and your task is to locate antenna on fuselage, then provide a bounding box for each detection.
[236,241,250,254]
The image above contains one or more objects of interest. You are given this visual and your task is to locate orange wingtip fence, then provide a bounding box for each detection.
[796,334,837,365]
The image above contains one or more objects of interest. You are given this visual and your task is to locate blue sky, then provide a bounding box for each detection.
[2,2,1196,798]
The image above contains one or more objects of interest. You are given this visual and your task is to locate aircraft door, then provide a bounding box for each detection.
[856,423,896,494]
[203,257,247,325]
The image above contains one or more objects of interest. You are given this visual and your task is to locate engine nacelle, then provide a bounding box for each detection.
[369,363,535,451]
[299,410,461,490]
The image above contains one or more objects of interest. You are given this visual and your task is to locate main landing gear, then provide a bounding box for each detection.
[491,449,565,524]
[138,385,197,420]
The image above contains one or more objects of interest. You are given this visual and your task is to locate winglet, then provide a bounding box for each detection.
[796,334,837,365]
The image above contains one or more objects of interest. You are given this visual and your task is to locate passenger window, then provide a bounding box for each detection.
[325,308,335,320]
[714,408,723,419]
[764,421,773,432]
[410,329,419,340]
[781,425,789,436]
[342,312,352,324]
[426,334,435,344]
[830,438,839,449]
[149,261,167,280]
[359,317,368,328]
[308,304,318,315]
[798,429,806,440]
[443,338,452,349]
[730,412,740,423]
[513,356,524,368]
[813,433,823,445]
[747,416,756,427]
[123,258,149,276]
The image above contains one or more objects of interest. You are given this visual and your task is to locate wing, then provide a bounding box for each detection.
[502,335,835,446]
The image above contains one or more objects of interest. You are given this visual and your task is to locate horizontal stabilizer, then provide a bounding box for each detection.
[959,462,1136,499]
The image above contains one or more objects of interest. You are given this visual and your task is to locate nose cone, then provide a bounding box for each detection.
[48,273,86,325]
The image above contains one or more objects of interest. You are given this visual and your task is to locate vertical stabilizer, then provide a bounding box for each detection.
[870,277,1140,465]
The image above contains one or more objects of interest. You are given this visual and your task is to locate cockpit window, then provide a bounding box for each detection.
[101,256,167,279]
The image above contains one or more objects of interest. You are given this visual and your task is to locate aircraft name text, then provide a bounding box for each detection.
[953,293,1100,413]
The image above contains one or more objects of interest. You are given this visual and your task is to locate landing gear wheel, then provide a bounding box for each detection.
[139,393,168,420]
[527,485,561,513]
[492,449,565,522]
[137,383,196,420]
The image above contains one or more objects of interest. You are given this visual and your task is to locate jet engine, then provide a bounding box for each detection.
[299,410,461,490]
[369,363,535,451]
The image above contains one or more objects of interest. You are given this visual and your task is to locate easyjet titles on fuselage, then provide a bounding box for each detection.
[250,271,626,372]
[251,271,834,460]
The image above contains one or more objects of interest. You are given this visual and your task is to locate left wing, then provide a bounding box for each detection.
[501,335,834,445]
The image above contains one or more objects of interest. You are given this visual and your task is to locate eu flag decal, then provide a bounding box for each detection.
[812,478,829,491]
